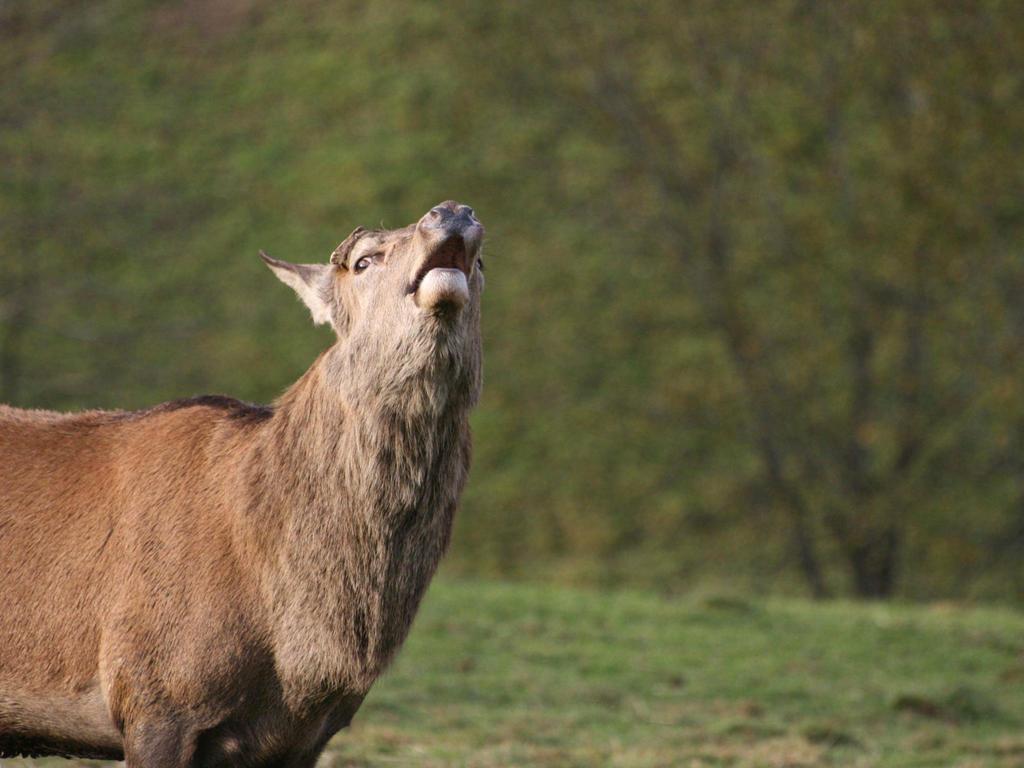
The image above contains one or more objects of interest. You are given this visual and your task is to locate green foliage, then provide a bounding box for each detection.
[2,1,1023,598]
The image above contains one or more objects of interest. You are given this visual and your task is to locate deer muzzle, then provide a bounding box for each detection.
[411,201,483,310]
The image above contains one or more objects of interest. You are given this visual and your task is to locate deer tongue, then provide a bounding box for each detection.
[417,268,469,310]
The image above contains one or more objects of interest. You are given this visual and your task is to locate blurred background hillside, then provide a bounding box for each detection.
[2,0,1022,601]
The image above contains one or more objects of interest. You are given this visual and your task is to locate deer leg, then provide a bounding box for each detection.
[122,718,197,768]
[276,752,323,768]
[273,694,364,768]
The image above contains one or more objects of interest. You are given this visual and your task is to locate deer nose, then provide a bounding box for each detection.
[420,201,477,235]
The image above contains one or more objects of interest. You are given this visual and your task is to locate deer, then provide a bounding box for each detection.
[0,201,485,767]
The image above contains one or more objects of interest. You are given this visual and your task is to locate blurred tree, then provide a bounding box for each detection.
[448,0,1024,597]
[1,0,1022,598]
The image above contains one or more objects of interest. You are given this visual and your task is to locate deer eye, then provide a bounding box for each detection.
[477,257,484,272]
[353,251,385,274]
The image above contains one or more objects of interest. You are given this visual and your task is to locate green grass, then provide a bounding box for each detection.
[12,580,1024,767]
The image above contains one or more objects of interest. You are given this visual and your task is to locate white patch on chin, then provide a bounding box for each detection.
[417,268,469,310]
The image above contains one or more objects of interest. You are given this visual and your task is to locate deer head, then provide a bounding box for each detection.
[262,201,485,407]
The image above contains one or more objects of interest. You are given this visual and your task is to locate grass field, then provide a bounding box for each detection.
[10,580,1024,767]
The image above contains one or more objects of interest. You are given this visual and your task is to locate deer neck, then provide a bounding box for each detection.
[257,340,473,702]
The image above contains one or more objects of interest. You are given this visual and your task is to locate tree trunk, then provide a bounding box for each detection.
[0,297,29,406]
[846,527,901,598]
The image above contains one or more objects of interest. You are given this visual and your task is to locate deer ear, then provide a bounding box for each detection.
[260,251,335,328]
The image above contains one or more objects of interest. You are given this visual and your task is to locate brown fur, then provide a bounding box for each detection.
[0,202,485,767]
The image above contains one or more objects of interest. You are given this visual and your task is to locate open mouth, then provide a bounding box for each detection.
[408,236,472,295]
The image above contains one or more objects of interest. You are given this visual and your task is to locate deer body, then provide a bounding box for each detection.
[0,202,485,766]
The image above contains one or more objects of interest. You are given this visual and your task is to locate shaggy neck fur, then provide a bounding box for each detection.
[249,316,481,708]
